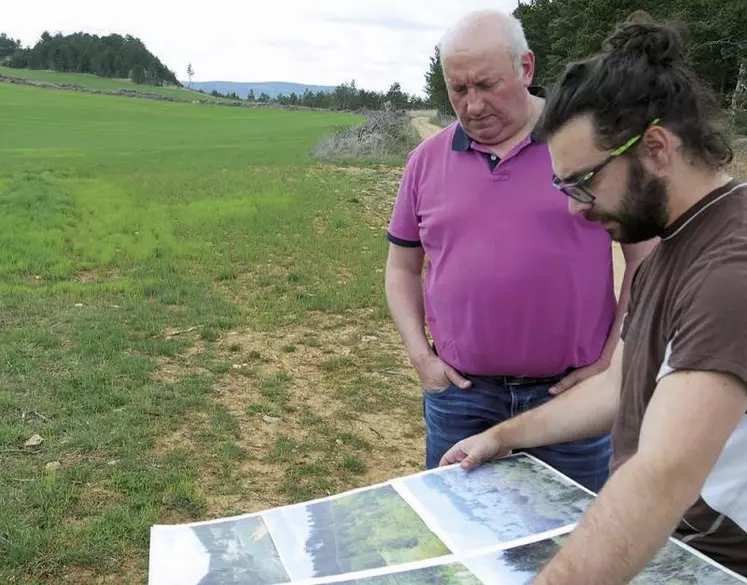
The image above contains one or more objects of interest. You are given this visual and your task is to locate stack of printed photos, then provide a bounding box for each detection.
[148,453,746,585]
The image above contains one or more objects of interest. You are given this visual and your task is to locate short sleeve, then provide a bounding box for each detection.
[661,262,747,387]
[386,150,422,247]
[621,260,644,342]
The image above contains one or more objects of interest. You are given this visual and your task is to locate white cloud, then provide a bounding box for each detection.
[2,0,520,96]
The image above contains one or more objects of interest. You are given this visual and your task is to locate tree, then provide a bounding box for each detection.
[513,0,561,85]
[130,63,146,84]
[186,62,194,88]
[385,82,409,110]
[733,60,747,111]
[0,33,22,60]
[4,31,181,85]
[424,44,453,115]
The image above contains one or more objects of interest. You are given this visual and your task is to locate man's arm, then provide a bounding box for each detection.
[385,244,470,389]
[550,239,656,395]
[532,369,747,585]
[385,243,430,364]
[441,342,623,469]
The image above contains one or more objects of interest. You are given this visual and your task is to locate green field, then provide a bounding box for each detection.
[0,65,228,102]
[0,82,426,584]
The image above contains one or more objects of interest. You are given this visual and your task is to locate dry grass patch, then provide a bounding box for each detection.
[150,308,425,521]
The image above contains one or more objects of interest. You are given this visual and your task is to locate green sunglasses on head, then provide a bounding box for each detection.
[552,118,661,204]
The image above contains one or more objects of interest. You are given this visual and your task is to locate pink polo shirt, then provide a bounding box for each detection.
[387,122,617,377]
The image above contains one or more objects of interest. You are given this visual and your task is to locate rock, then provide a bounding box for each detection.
[107,460,120,466]
[262,415,280,424]
[46,461,61,470]
[24,434,44,447]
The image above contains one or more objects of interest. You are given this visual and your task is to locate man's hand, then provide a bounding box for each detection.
[549,357,610,395]
[414,353,472,392]
[439,427,510,470]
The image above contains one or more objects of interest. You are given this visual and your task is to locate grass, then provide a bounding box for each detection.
[0,82,429,584]
[0,65,227,103]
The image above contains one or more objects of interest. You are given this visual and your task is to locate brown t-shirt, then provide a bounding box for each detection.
[615,179,747,576]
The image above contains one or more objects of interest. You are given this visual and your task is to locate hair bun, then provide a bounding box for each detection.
[602,10,685,67]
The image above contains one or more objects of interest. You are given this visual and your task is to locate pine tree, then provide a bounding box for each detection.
[424,44,453,115]
[130,64,146,84]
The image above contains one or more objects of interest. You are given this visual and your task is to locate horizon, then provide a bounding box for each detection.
[3,0,520,97]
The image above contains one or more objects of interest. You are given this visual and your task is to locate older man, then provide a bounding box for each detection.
[441,10,747,582]
[384,9,655,492]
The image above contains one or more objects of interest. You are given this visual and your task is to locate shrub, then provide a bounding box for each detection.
[312,110,420,163]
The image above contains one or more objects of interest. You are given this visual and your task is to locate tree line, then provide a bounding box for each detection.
[0,31,180,86]
[425,0,747,116]
[204,80,428,111]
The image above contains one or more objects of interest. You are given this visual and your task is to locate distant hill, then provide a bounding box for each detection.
[1,31,179,87]
[186,81,336,99]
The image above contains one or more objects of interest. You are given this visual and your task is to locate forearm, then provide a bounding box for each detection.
[385,267,431,363]
[532,455,693,585]
[496,366,619,450]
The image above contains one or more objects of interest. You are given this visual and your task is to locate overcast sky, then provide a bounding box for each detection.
[3,0,520,96]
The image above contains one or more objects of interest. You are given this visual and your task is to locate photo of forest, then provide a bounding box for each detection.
[399,454,593,552]
[263,485,451,580]
[187,515,289,585]
[332,562,484,584]
[464,534,746,584]
[465,534,567,583]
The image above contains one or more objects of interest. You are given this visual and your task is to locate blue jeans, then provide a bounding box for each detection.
[423,374,611,493]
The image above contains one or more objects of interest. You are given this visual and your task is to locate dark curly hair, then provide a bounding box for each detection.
[536,11,733,170]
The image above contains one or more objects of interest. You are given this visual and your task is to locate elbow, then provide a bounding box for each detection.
[632,453,707,513]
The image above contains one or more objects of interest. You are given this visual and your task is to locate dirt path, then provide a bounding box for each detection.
[411,115,443,141]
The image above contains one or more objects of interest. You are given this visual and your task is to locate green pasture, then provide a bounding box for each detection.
[0,65,225,102]
[0,82,421,584]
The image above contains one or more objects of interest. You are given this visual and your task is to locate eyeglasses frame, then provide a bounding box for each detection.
[552,118,661,204]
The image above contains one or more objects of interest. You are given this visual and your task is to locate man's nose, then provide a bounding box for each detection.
[466,90,485,116]
[569,197,592,216]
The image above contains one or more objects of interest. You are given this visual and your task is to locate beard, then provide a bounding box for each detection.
[585,156,669,243]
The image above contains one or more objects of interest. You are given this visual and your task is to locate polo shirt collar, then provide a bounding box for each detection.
[451,85,546,152]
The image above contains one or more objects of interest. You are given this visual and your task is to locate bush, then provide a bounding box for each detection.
[312,110,420,163]
[429,111,457,128]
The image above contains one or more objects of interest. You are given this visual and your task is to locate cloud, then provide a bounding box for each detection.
[320,15,444,32]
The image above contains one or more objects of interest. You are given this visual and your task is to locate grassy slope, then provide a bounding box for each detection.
[0,66,226,102]
[0,83,423,584]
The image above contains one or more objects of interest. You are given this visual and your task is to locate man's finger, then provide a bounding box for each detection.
[548,371,583,395]
[445,365,472,389]
[439,445,467,467]
[460,452,483,471]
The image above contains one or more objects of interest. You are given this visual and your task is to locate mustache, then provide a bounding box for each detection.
[583,210,617,223]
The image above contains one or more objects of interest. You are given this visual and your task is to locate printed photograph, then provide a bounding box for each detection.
[148,515,289,585]
[465,534,747,585]
[188,515,290,585]
[333,562,484,584]
[263,485,451,580]
[399,454,593,552]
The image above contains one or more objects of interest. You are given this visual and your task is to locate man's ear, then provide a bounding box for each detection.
[642,125,676,173]
[521,51,536,87]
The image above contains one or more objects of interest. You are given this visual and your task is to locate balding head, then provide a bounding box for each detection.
[440,9,529,75]
[438,9,537,148]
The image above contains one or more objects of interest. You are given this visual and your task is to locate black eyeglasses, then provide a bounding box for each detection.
[552,118,661,204]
